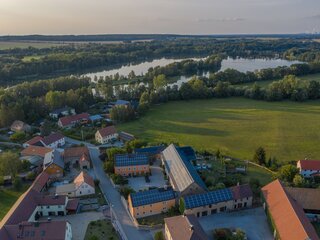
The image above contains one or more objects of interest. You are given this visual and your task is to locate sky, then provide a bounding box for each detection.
[0,0,320,35]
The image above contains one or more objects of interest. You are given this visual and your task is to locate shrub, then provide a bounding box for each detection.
[154,231,164,240]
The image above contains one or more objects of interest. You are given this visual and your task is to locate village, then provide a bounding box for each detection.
[0,99,319,240]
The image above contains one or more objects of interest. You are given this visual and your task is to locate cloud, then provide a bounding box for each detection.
[196,17,246,23]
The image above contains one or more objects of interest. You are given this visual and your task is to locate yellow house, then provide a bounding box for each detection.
[128,187,176,219]
[43,150,64,178]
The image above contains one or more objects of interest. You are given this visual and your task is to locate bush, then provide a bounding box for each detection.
[10,132,26,142]
[13,177,22,190]
[119,186,135,199]
[154,231,164,240]
[26,172,36,181]
[110,174,128,185]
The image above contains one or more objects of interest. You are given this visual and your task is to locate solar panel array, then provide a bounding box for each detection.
[184,188,233,209]
[115,153,148,167]
[130,188,175,207]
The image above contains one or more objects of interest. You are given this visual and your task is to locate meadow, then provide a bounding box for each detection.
[119,97,320,163]
[0,41,66,50]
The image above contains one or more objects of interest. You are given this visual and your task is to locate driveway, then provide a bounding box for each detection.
[65,137,153,240]
[128,160,166,192]
[47,211,104,240]
[198,207,273,240]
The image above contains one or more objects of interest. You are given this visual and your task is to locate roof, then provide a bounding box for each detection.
[0,221,69,240]
[162,144,207,193]
[24,136,44,146]
[114,99,130,106]
[119,131,135,141]
[50,106,73,115]
[115,153,149,167]
[183,188,233,209]
[31,172,50,192]
[10,120,30,131]
[298,160,320,171]
[36,195,67,206]
[261,179,319,240]
[285,187,320,211]
[89,114,103,121]
[178,146,197,161]
[66,199,79,211]
[229,184,253,200]
[135,146,166,155]
[41,132,64,146]
[130,187,175,207]
[74,171,95,189]
[59,113,90,127]
[164,214,209,240]
[43,150,64,169]
[64,146,90,159]
[97,126,117,138]
[21,146,53,158]
[55,183,76,194]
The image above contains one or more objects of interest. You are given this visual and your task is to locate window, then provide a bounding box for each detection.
[211,209,217,214]
[209,204,212,208]
[47,206,50,209]
[202,211,208,217]
[220,206,226,212]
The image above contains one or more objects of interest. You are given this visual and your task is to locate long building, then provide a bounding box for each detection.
[161,144,207,196]
[114,153,149,176]
[261,179,319,240]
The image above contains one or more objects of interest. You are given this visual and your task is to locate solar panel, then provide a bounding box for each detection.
[183,188,233,209]
[130,188,175,207]
[115,153,148,167]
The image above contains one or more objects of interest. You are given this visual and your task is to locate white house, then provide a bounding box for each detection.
[55,171,95,197]
[297,159,320,178]
[49,107,76,119]
[95,126,118,144]
[41,132,65,149]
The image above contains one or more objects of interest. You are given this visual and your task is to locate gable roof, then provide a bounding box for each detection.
[229,184,253,200]
[41,133,64,146]
[115,153,149,167]
[162,144,207,193]
[285,187,320,211]
[97,126,117,138]
[10,120,30,131]
[261,179,319,240]
[31,172,50,192]
[64,146,90,159]
[50,106,73,115]
[74,171,95,189]
[23,136,44,146]
[129,187,175,207]
[298,160,320,171]
[164,214,209,240]
[21,146,53,158]
[43,150,64,169]
[119,131,135,141]
[59,113,90,127]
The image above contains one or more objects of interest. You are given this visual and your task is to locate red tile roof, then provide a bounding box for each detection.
[21,146,53,158]
[262,179,319,240]
[59,113,90,127]
[24,136,44,146]
[298,160,320,171]
[97,126,117,138]
[31,172,50,192]
[41,132,64,145]
[74,171,95,189]
[66,199,79,211]
[64,146,90,159]
[229,184,253,200]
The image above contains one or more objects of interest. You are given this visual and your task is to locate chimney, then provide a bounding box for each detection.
[189,225,194,231]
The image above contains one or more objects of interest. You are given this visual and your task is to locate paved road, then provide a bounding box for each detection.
[65,137,152,240]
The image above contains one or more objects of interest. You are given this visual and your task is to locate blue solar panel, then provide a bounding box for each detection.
[135,146,165,155]
[115,153,149,167]
[130,188,175,207]
[178,146,197,161]
[183,188,233,209]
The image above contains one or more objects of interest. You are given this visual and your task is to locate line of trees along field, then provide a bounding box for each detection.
[1,38,320,85]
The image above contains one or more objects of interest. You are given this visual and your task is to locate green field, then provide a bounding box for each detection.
[236,73,320,88]
[0,41,66,50]
[119,98,320,163]
[0,186,29,220]
[84,220,119,240]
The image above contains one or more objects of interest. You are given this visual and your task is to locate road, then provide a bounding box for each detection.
[65,137,152,240]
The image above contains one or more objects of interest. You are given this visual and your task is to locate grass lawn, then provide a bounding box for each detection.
[0,41,66,50]
[118,98,320,164]
[235,73,320,88]
[84,220,119,240]
[0,185,30,221]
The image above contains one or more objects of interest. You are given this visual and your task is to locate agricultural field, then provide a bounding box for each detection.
[0,41,66,50]
[235,73,320,88]
[119,97,320,163]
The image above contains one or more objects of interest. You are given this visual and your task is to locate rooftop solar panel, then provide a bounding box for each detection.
[115,153,149,167]
[183,188,233,209]
[130,188,176,207]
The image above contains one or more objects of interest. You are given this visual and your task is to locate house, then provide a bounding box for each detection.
[161,144,207,196]
[64,146,91,169]
[89,114,104,123]
[135,146,166,161]
[119,131,135,142]
[56,171,95,197]
[297,159,320,178]
[43,150,64,178]
[41,133,65,148]
[285,187,320,218]
[128,187,176,219]
[261,179,319,240]
[112,99,131,107]
[49,107,76,119]
[23,136,44,148]
[0,178,73,240]
[31,172,51,192]
[114,153,149,176]
[10,120,31,133]
[58,113,90,128]
[95,126,118,144]
[164,214,209,240]
[21,146,53,159]
[183,184,253,218]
